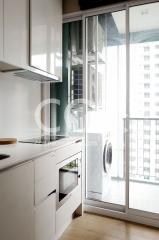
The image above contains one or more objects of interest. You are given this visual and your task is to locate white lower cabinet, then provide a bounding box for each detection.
[35,193,56,240]
[0,162,34,240]
[56,185,81,239]
[34,153,56,240]
[0,142,82,240]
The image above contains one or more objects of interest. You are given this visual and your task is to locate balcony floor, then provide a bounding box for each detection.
[88,179,159,214]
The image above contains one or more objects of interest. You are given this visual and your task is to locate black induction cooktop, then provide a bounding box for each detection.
[19,135,66,144]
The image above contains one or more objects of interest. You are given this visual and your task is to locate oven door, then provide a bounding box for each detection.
[56,152,81,209]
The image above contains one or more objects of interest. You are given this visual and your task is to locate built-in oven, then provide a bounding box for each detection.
[56,152,81,209]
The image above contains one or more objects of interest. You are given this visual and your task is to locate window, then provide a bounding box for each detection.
[144,92,150,98]
[144,64,150,70]
[144,46,150,52]
[144,111,150,116]
[144,149,150,153]
[144,102,150,107]
[144,139,150,144]
[144,130,150,135]
[144,83,150,88]
[143,120,151,126]
[155,74,159,78]
[144,55,150,61]
[143,167,150,172]
[144,73,150,79]
[144,158,150,163]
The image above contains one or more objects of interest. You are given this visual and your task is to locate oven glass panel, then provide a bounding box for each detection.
[59,159,78,201]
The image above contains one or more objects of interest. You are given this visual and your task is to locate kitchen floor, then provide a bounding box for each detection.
[60,213,159,240]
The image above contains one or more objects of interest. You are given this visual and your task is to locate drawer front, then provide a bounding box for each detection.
[56,185,81,238]
[34,153,56,205]
[35,193,56,240]
[55,141,82,164]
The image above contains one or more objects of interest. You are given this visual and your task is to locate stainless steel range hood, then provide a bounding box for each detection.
[0,61,61,83]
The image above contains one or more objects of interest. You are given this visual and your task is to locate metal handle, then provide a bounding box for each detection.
[75,139,82,143]
[48,189,56,197]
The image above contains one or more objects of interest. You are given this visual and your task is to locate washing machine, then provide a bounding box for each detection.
[87,132,112,201]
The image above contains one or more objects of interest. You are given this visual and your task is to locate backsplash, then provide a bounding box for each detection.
[0,73,41,138]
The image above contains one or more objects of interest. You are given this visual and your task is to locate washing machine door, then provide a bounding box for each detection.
[103,141,112,174]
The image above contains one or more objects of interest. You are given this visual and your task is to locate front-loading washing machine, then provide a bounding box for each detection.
[87,132,112,201]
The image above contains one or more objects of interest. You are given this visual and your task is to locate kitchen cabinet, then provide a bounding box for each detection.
[55,140,83,239]
[56,185,81,239]
[0,0,3,60]
[0,162,34,240]
[34,152,56,205]
[35,193,56,240]
[3,0,28,68]
[34,153,56,240]
[30,0,62,79]
[0,139,83,240]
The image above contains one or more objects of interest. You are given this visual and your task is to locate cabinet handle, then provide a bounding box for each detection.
[75,139,82,143]
[48,190,56,197]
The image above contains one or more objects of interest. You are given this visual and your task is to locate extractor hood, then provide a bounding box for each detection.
[0,61,61,83]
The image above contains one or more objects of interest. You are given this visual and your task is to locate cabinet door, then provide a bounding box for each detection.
[35,193,56,240]
[30,0,62,78]
[3,0,28,68]
[0,162,34,240]
[34,152,56,205]
[0,0,3,60]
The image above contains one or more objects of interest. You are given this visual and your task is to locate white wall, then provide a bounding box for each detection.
[0,72,41,138]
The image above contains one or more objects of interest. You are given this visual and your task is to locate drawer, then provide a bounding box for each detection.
[55,140,82,164]
[35,193,56,240]
[34,153,56,205]
[56,185,81,238]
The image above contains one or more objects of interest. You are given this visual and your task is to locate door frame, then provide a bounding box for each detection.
[63,0,159,228]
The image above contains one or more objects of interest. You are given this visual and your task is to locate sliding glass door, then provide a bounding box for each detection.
[129,1,159,216]
[86,10,126,209]
[85,0,159,221]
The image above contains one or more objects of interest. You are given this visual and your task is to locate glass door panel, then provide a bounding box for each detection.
[129,2,159,214]
[86,10,126,207]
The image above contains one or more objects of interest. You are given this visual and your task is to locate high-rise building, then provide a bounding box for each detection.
[130,41,159,183]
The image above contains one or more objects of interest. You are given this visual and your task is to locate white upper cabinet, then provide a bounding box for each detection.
[3,0,28,68]
[30,0,62,79]
[0,0,3,60]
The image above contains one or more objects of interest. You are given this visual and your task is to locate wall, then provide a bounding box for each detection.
[0,73,41,138]
[63,0,80,14]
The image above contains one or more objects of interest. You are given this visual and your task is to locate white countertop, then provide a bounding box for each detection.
[0,136,82,171]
